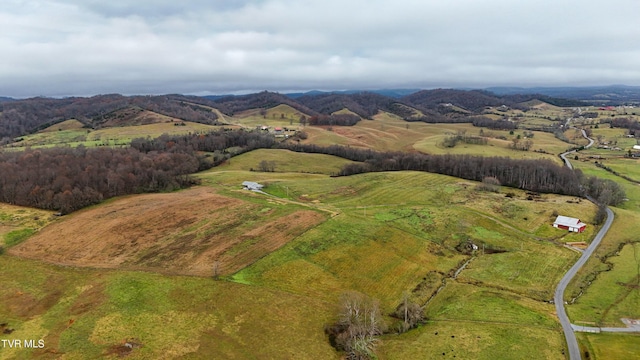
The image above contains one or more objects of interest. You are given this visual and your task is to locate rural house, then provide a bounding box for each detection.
[553,215,587,233]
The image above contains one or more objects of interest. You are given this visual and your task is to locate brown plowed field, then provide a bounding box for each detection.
[10,187,325,276]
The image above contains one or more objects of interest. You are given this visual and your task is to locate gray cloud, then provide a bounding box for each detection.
[1,0,640,97]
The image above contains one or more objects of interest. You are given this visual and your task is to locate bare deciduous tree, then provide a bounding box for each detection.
[257,160,276,172]
[326,291,386,360]
[395,292,424,333]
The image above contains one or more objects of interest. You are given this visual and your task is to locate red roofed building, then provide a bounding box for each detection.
[553,215,587,233]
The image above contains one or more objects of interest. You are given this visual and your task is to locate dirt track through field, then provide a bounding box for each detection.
[10,187,325,276]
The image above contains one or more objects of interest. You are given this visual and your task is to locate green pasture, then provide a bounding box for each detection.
[571,161,640,212]
[3,121,221,150]
[219,148,353,175]
[597,157,640,182]
[0,256,338,359]
[425,282,559,328]
[0,204,53,247]
[379,321,566,360]
[565,207,640,335]
[568,241,640,327]
[205,162,591,316]
[577,333,640,360]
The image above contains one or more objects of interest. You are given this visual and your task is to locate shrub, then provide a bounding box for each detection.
[477,176,501,192]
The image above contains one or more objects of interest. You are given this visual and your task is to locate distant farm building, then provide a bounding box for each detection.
[553,215,587,233]
[242,181,264,191]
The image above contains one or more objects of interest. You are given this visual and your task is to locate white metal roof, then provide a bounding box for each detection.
[242,181,263,189]
[554,215,586,228]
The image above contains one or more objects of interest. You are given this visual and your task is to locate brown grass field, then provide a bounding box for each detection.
[294,112,571,163]
[9,187,326,276]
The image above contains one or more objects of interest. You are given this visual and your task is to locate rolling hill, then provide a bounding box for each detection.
[0,89,580,141]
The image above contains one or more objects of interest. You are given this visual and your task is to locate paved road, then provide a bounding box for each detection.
[554,205,614,360]
[555,128,612,360]
[559,129,594,170]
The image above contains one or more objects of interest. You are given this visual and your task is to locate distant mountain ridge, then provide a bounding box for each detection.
[488,85,640,104]
[284,89,421,99]
[0,88,585,140]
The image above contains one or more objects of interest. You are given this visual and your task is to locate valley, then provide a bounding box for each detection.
[0,90,639,359]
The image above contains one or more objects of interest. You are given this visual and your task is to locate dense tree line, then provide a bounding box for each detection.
[471,116,518,130]
[441,130,488,148]
[582,174,627,206]
[0,146,198,214]
[401,89,508,113]
[308,114,361,126]
[297,92,399,119]
[281,143,582,196]
[501,94,585,107]
[407,114,470,123]
[208,91,317,117]
[581,112,599,118]
[606,117,640,133]
[0,130,276,214]
[0,94,220,140]
[130,129,276,156]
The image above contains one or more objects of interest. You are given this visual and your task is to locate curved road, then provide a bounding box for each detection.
[559,128,594,170]
[554,205,614,360]
[555,127,613,360]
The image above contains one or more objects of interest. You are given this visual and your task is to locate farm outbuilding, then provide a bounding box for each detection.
[553,215,586,233]
[242,181,264,191]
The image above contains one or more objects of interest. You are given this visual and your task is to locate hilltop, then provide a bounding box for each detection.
[0,89,583,141]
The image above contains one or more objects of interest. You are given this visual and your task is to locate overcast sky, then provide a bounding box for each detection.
[2,0,640,97]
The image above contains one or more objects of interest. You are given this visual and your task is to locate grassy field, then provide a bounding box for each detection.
[379,321,566,359]
[193,151,598,356]
[4,121,224,150]
[561,149,640,352]
[0,203,54,248]
[3,102,640,359]
[577,333,640,360]
[220,149,354,175]
[569,242,640,326]
[9,187,326,277]
[566,208,640,327]
[597,157,640,182]
[295,111,571,162]
[425,282,559,328]
[230,104,310,129]
[0,256,337,359]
